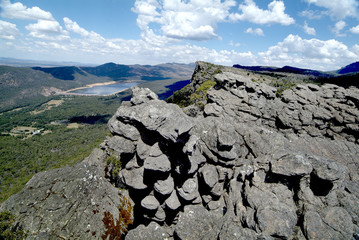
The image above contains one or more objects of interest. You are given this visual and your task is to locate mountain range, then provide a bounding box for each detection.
[0,62,195,111]
[233,61,359,77]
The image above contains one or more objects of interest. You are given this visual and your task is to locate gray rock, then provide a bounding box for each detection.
[256,204,297,239]
[321,206,354,239]
[107,116,140,141]
[115,98,193,142]
[0,152,132,240]
[204,103,223,117]
[141,195,160,211]
[177,177,200,202]
[105,135,136,157]
[144,154,171,173]
[199,164,219,189]
[165,190,181,211]
[303,210,346,240]
[309,155,346,182]
[271,154,313,177]
[174,204,220,240]
[126,221,173,240]
[120,167,148,190]
[218,220,258,240]
[130,86,158,105]
[154,176,175,196]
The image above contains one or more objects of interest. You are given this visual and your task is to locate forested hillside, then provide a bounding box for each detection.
[0,79,189,202]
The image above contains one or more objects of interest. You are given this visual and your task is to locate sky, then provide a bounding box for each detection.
[0,0,358,71]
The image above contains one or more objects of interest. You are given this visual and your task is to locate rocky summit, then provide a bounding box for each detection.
[1,62,359,239]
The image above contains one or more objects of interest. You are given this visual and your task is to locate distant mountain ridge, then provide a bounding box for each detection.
[233,61,359,77]
[0,62,195,111]
[32,62,195,81]
[337,61,359,74]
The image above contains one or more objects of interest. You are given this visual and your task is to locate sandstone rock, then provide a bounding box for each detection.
[0,149,132,240]
[177,177,200,202]
[256,204,297,239]
[105,135,136,157]
[165,190,181,211]
[126,221,173,240]
[199,164,219,189]
[120,167,147,190]
[141,195,160,211]
[271,154,313,177]
[174,204,220,240]
[115,100,193,142]
[309,155,346,182]
[108,116,140,141]
[144,154,171,173]
[130,86,158,105]
[154,175,174,196]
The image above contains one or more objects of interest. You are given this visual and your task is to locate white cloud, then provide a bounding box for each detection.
[303,21,316,35]
[230,0,295,25]
[303,0,358,19]
[25,20,69,40]
[0,19,19,40]
[350,25,359,34]
[63,17,105,43]
[245,27,264,36]
[299,9,323,19]
[332,20,346,36]
[132,0,237,41]
[0,0,54,20]
[229,40,241,47]
[258,34,357,70]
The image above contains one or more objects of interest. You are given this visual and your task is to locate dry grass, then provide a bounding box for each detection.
[30,99,64,115]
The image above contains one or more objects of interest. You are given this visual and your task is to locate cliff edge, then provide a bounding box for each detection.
[1,62,359,239]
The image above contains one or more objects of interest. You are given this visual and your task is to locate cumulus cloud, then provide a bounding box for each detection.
[303,0,358,19]
[0,0,54,20]
[0,19,19,40]
[132,0,236,41]
[258,34,357,70]
[229,0,295,25]
[63,17,105,42]
[303,21,316,35]
[25,20,69,40]
[350,25,359,34]
[245,27,264,36]
[332,20,346,36]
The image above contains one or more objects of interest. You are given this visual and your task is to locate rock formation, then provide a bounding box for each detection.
[1,62,359,239]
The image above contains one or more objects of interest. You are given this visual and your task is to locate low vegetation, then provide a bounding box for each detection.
[0,211,27,239]
[0,95,123,202]
[271,79,298,97]
[167,80,216,108]
[102,194,133,240]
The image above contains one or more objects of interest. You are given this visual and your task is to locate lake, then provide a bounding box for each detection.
[68,82,139,95]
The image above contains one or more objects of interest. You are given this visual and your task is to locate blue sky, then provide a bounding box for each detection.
[0,0,358,70]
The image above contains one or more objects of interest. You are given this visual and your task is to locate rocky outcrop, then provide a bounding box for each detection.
[0,149,134,239]
[1,62,359,239]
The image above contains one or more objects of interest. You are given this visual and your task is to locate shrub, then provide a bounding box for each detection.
[102,194,133,240]
[271,79,297,97]
[0,211,27,240]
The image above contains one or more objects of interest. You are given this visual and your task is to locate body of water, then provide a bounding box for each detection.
[69,82,138,95]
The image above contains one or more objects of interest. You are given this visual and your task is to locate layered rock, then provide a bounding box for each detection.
[1,62,359,240]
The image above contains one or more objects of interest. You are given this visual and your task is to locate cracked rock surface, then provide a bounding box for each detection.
[1,62,359,240]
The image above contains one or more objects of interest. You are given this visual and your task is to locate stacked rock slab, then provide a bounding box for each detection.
[1,62,359,240]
